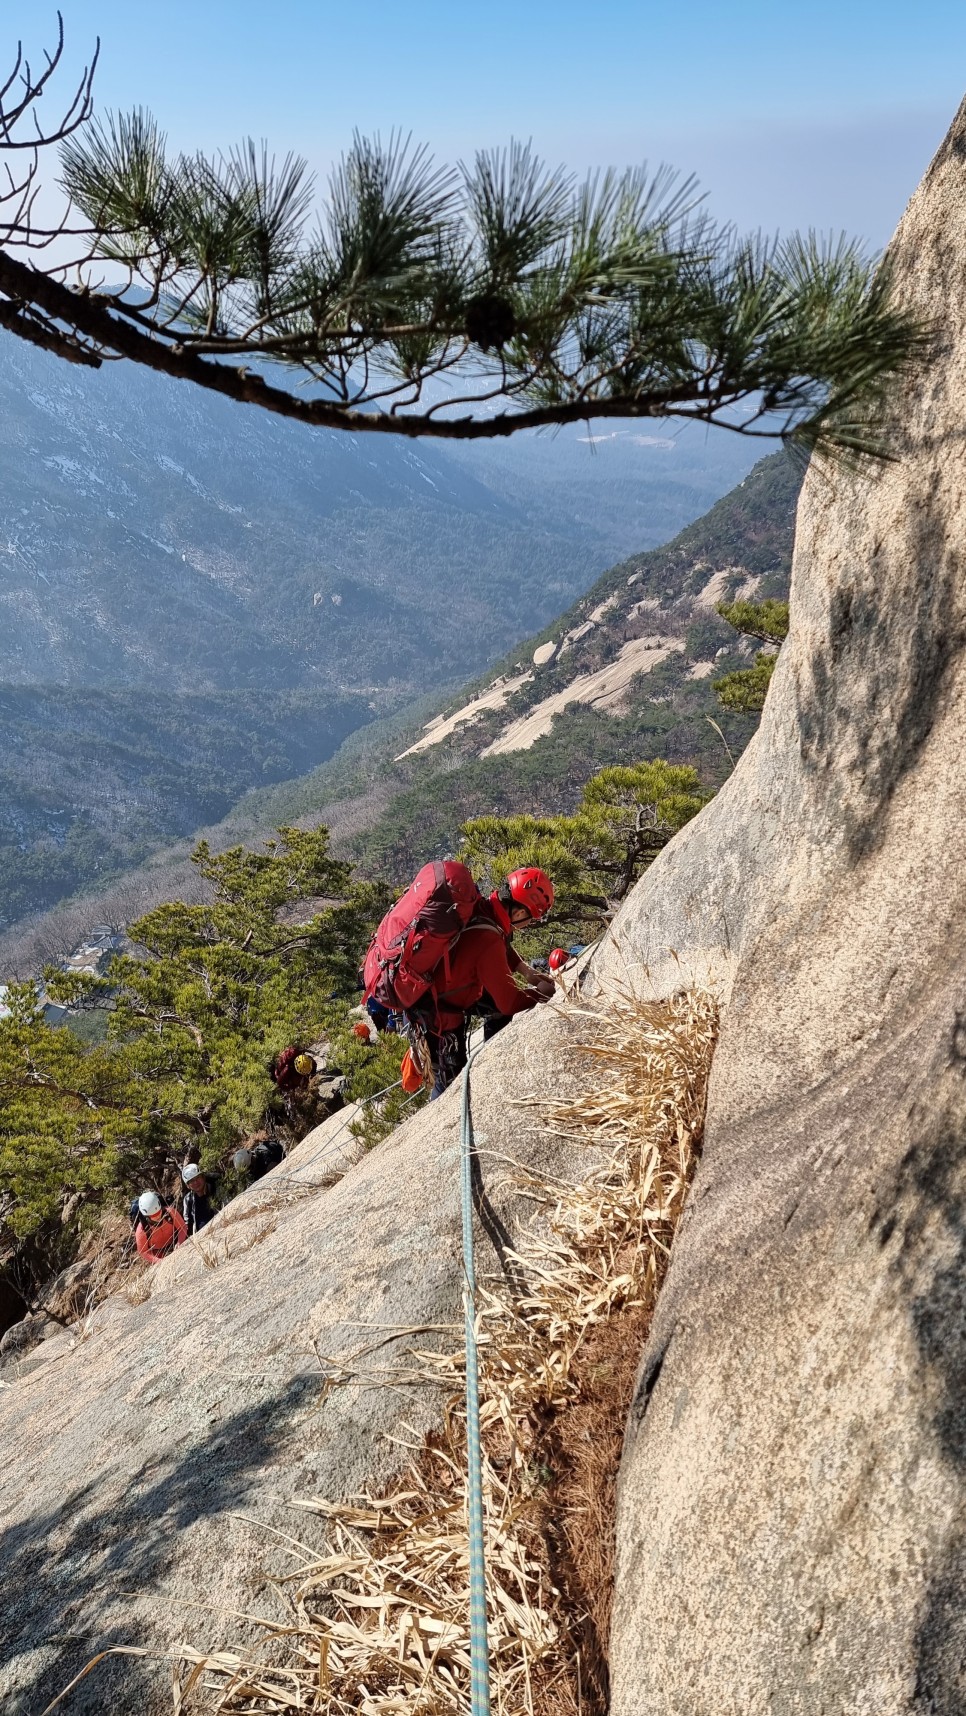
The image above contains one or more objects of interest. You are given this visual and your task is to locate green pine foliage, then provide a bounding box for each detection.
[460,760,708,947]
[0,980,150,1238]
[47,121,931,463]
[713,654,779,713]
[716,598,790,644]
[0,827,396,1247]
[713,598,791,713]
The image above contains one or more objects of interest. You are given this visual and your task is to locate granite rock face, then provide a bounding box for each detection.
[0,1007,591,1716]
[605,98,966,1715]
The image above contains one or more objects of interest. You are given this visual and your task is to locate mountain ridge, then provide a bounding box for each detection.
[0,450,801,962]
[0,328,765,926]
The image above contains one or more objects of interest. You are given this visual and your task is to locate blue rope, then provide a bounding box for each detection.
[460,1043,491,1716]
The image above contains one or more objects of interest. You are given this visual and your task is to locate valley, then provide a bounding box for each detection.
[0,449,800,970]
[0,328,763,927]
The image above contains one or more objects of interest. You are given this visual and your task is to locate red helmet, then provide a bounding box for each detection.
[506,867,554,920]
[548,947,569,971]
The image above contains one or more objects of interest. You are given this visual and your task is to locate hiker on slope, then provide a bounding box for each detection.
[232,1137,286,1183]
[420,867,556,1097]
[180,1162,220,1234]
[271,1046,346,1129]
[131,1191,187,1263]
[363,859,556,1097]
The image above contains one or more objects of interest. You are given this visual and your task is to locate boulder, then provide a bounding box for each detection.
[0,1314,46,1360]
[603,98,966,1713]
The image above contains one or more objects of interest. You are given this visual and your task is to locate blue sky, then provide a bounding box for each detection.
[15,2,966,249]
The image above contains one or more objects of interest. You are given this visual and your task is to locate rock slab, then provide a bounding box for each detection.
[0,1007,590,1715]
[605,97,966,1714]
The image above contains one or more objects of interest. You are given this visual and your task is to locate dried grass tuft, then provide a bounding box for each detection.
[173,987,718,1715]
[124,1271,154,1307]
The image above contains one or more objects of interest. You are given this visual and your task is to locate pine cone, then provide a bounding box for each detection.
[464,293,517,352]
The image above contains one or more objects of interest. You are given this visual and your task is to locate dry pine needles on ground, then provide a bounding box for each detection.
[170,986,719,1715]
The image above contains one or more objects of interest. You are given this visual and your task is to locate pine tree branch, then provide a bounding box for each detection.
[0,293,101,363]
[0,25,932,460]
[0,246,753,438]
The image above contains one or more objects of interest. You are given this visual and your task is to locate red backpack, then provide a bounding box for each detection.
[363,860,480,1014]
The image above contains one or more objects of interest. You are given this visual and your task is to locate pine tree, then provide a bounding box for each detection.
[0,827,393,1249]
[0,980,151,1239]
[460,759,708,944]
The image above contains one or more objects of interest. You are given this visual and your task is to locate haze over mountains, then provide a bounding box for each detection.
[0,335,760,693]
[0,328,764,927]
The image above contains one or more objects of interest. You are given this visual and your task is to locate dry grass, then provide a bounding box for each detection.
[124,1270,155,1307]
[534,1249,653,1708]
[40,1211,150,1323]
[215,1171,349,1231]
[195,1213,280,1270]
[172,986,719,1715]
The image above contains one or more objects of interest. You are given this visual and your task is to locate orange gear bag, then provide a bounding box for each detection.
[400,1046,426,1093]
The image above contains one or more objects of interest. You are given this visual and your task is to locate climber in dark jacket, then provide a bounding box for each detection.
[180,1162,220,1234]
[232,1138,286,1183]
[271,1046,317,1092]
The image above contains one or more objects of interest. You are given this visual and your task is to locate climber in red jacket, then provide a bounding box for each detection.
[132,1191,188,1263]
[422,867,556,1097]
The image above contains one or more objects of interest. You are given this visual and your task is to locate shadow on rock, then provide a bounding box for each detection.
[795,484,966,864]
[872,1048,966,1713]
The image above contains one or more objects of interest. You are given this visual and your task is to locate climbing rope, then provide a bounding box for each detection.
[460,1042,491,1716]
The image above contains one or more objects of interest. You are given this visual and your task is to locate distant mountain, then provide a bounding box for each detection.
[0,327,766,928]
[0,340,564,693]
[173,449,801,887]
[0,451,802,964]
[326,449,804,878]
[0,685,366,926]
[0,337,761,695]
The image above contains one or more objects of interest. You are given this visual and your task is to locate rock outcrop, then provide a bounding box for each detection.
[603,98,966,1714]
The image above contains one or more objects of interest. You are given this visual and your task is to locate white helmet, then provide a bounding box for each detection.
[232,1149,252,1171]
[182,1163,201,1184]
[138,1191,162,1218]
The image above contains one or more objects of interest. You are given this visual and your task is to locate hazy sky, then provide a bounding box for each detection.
[12,2,966,250]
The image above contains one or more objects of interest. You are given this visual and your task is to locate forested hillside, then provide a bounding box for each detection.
[0,330,762,927]
[0,687,365,925]
[220,451,802,883]
[0,451,800,965]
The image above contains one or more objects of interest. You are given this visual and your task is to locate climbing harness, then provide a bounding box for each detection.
[460,1043,491,1716]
